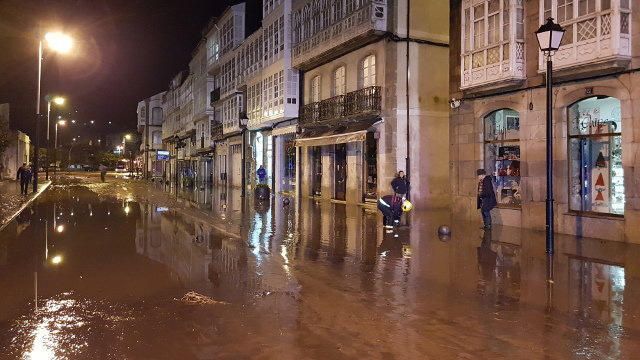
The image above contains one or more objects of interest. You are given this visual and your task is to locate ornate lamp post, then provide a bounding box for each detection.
[535,18,565,255]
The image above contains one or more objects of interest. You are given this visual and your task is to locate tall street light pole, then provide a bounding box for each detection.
[33,31,73,191]
[535,18,565,255]
[54,119,66,176]
[45,96,65,180]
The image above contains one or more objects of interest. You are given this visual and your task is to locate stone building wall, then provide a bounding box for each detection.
[449,0,640,242]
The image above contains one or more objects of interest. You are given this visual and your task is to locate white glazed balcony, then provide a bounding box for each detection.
[460,0,526,90]
[538,3,631,73]
[292,0,387,70]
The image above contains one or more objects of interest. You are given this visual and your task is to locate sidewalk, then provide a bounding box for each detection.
[0,179,51,231]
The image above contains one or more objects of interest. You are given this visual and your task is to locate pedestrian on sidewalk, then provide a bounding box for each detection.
[99,163,108,182]
[16,163,32,195]
[257,165,267,184]
[476,169,497,230]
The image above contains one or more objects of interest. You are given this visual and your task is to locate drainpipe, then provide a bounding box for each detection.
[405,0,411,189]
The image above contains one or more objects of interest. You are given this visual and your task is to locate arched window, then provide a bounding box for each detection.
[484,109,521,207]
[360,54,376,88]
[568,96,623,215]
[333,66,346,96]
[310,75,321,103]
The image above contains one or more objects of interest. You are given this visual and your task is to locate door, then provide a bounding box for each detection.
[312,146,322,196]
[334,143,347,201]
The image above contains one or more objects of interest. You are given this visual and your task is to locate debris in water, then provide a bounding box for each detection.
[176,291,228,305]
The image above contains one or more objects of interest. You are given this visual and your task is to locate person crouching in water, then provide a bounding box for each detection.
[477,169,497,230]
[378,194,403,229]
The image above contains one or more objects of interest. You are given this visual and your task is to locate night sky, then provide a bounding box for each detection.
[0,0,255,139]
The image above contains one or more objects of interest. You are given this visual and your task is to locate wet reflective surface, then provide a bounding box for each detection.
[1,175,640,359]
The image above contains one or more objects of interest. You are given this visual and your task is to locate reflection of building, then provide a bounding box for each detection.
[137,92,166,179]
[449,0,638,241]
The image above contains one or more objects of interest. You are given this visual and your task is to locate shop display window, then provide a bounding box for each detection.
[568,96,624,215]
[484,109,521,207]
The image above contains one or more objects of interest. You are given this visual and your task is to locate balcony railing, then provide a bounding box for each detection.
[301,86,381,125]
[210,88,221,105]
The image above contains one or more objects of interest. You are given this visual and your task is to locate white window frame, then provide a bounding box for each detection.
[360,54,376,88]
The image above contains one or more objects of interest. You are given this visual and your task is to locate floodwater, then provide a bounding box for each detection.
[1,175,639,359]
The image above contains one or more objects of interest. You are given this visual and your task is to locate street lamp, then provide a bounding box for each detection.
[34,31,73,191]
[123,134,133,177]
[45,95,66,180]
[535,18,565,255]
[54,119,66,176]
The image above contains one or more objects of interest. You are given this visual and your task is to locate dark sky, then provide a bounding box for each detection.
[0,0,251,138]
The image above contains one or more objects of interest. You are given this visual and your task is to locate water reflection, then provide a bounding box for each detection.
[1,182,640,358]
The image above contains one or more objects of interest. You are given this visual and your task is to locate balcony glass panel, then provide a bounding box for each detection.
[460,0,525,89]
[539,0,632,71]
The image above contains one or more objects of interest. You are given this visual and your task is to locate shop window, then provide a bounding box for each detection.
[484,109,521,207]
[568,96,623,215]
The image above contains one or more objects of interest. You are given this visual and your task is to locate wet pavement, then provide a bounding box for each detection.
[0,179,50,231]
[1,174,640,359]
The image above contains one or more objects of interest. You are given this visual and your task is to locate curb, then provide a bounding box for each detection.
[0,181,52,232]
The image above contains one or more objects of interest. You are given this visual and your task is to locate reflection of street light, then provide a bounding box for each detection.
[535,18,565,256]
[56,224,64,233]
[34,31,73,190]
[50,255,63,265]
[124,205,130,215]
[54,120,66,176]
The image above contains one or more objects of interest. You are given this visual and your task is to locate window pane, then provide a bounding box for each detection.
[484,109,520,141]
[569,136,624,214]
[568,96,622,136]
[485,141,521,207]
[568,97,624,215]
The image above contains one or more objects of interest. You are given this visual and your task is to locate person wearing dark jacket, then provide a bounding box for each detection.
[391,171,410,196]
[378,194,403,228]
[477,169,497,229]
[16,163,33,195]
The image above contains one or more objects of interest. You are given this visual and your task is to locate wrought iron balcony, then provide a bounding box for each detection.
[211,123,223,141]
[210,88,221,106]
[301,86,381,126]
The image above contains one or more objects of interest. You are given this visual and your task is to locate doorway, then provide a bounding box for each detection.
[334,143,347,201]
[311,146,322,196]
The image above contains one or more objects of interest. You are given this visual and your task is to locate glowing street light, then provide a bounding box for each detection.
[45,95,66,180]
[34,31,74,190]
[44,32,73,53]
[56,224,64,233]
[50,255,63,265]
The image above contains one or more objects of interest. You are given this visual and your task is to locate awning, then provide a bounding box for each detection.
[272,124,298,136]
[294,118,379,147]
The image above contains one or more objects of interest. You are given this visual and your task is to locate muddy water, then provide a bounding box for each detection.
[0,178,639,359]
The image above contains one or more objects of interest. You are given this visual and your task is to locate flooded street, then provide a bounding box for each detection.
[1,174,639,359]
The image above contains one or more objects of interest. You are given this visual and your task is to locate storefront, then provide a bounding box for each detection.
[296,120,379,204]
[449,76,637,242]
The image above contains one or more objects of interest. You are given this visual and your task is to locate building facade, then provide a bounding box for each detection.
[137,92,165,179]
[449,0,638,241]
[0,104,31,179]
[141,1,450,209]
[293,0,450,207]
